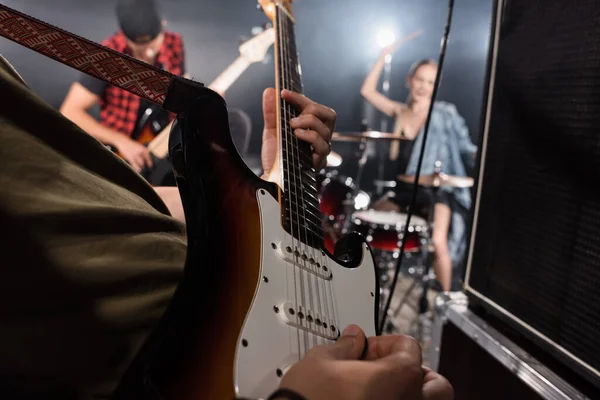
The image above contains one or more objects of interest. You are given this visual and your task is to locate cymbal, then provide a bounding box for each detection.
[397,173,474,188]
[327,151,343,167]
[373,180,397,188]
[331,131,408,142]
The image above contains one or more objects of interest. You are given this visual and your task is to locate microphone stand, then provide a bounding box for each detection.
[376,53,393,195]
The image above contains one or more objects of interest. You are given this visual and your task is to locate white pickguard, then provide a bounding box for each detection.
[234,189,377,399]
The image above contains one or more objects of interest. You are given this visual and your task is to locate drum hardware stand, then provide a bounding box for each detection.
[376,53,393,195]
[382,265,423,333]
[413,161,443,340]
[383,161,443,340]
[341,137,370,234]
[383,241,434,336]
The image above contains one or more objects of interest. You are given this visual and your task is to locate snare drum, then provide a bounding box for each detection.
[352,210,428,253]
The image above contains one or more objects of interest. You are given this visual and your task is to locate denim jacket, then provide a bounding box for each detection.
[405,101,477,268]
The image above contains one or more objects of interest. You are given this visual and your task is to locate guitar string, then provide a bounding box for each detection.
[290,7,312,355]
[279,4,310,357]
[281,11,307,344]
[283,9,330,347]
[276,5,301,361]
[277,5,331,349]
[311,22,336,340]
[284,12,318,350]
[327,255,339,341]
[315,202,330,345]
[281,3,333,340]
[290,9,327,348]
[290,16,324,347]
[280,6,310,356]
[321,236,335,340]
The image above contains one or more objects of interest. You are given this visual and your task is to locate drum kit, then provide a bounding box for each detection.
[318,130,474,335]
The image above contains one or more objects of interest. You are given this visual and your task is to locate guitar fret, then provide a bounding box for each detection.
[284,206,321,222]
[281,167,318,187]
[281,168,316,190]
[283,192,320,213]
[282,152,312,169]
[280,77,301,87]
[284,189,320,213]
[280,81,302,91]
[300,176,318,193]
[283,182,319,203]
[285,199,320,218]
[282,213,322,233]
[301,184,318,195]
[283,174,317,193]
[281,149,313,167]
[284,176,318,196]
[284,218,323,244]
[283,215,323,239]
[283,215,323,234]
[280,230,323,249]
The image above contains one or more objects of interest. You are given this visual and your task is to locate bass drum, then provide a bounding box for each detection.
[317,171,370,253]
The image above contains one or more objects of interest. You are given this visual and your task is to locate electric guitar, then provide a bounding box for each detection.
[131,26,275,184]
[113,1,379,399]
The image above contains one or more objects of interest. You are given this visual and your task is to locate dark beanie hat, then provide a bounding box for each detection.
[116,0,162,43]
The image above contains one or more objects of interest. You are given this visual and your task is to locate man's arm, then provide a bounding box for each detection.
[60,82,123,147]
[59,82,152,172]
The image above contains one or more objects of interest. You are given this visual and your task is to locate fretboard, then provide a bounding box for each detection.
[275,4,323,249]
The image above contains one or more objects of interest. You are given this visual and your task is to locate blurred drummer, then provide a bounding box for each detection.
[360,33,477,291]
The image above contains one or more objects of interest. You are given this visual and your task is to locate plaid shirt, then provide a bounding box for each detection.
[99,31,185,137]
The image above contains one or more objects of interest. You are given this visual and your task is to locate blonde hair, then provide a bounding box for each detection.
[408,58,438,77]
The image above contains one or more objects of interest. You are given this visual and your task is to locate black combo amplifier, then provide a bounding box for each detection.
[462,0,600,395]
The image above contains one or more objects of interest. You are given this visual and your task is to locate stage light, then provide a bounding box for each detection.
[326,152,342,168]
[377,29,396,48]
[354,192,370,210]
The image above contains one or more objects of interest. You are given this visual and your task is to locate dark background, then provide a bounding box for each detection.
[0,0,493,177]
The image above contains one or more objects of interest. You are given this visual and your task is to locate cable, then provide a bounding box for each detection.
[379,0,456,334]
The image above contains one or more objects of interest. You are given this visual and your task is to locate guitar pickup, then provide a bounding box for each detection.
[274,242,333,281]
[279,301,340,341]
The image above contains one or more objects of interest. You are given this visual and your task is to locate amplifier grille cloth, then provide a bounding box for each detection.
[468,0,600,379]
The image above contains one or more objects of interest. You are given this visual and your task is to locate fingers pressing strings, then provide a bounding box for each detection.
[282,90,336,134]
[281,90,335,169]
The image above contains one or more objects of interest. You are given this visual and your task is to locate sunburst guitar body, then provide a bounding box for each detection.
[112,1,379,399]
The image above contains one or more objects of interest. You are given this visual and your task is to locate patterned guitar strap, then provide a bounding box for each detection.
[0,3,204,114]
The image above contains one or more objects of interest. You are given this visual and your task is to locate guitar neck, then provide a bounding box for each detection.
[275,4,323,248]
[147,56,253,158]
[209,56,251,95]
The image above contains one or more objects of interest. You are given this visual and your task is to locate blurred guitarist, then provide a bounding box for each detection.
[60,0,183,173]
